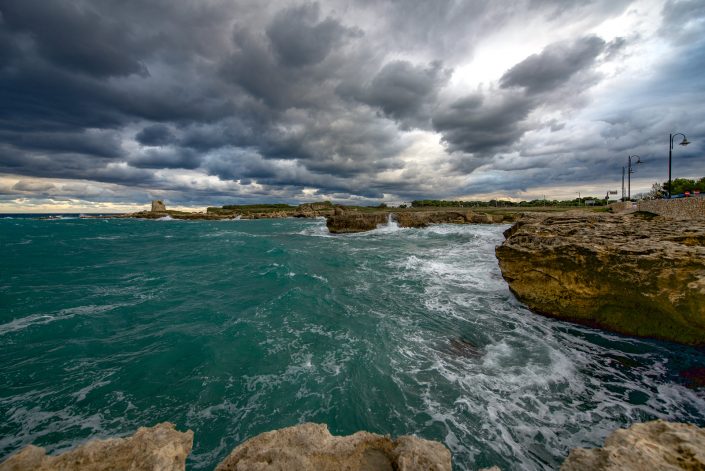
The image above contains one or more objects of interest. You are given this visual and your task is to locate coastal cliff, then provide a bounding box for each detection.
[495,212,705,345]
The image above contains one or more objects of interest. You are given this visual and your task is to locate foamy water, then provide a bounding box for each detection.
[0,217,703,470]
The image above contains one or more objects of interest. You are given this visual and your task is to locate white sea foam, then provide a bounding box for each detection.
[156,215,173,220]
[0,304,121,336]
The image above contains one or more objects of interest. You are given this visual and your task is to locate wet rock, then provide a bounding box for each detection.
[0,422,193,471]
[326,212,390,233]
[215,423,451,471]
[561,420,705,470]
[495,213,705,346]
[326,210,512,233]
[679,366,705,389]
[446,337,483,358]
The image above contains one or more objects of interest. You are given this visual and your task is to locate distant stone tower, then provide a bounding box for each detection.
[151,200,166,212]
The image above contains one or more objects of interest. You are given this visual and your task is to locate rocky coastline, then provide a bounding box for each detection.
[326,209,513,233]
[495,211,705,346]
[3,420,703,471]
[92,200,518,233]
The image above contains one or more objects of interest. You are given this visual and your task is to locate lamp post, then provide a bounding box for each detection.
[668,132,690,198]
[627,155,641,200]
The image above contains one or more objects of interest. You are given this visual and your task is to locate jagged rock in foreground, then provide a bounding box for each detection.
[495,212,705,345]
[3,420,704,471]
[561,420,705,470]
[215,423,451,471]
[0,423,193,471]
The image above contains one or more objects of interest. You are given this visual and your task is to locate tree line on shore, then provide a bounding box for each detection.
[641,177,705,199]
[410,176,704,207]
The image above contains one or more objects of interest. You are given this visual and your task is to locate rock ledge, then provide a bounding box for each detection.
[561,420,705,470]
[495,212,705,345]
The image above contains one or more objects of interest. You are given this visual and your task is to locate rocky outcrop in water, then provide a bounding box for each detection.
[326,212,391,233]
[561,420,705,470]
[326,210,512,233]
[215,423,451,471]
[0,422,192,471]
[495,212,705,345]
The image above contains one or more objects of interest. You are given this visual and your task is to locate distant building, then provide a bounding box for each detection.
[151,200,166,212]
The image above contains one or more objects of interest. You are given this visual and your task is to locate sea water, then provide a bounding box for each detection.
[1,216,704,470]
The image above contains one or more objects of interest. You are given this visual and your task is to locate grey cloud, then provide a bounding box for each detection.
[266,3,360,68]
[0,129,124,158]
[128,147,200,170]
[0,0,148,78]
[432,91,535,157]
[136,125,176,147]
[500,36,606,93]
[12,180,55,192]
[343,60,451,128]
[0,0,702,207]
[660,0,705,44]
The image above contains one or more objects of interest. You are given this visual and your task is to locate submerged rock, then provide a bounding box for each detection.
[0,422,193,471]
[215,423,451,471]
[495,212,705,345]
[561,420,705,470]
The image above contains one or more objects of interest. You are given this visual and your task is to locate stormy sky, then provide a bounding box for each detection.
[0,0,703,211]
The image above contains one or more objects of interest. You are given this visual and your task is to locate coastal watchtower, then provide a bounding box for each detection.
[151,200,166,212]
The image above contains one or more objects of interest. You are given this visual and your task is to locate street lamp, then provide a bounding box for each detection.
[668,132,690,198]
[627,155,641,200]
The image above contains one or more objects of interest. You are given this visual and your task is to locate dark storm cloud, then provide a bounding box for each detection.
[432,92,535,159]
[0,129,123,158]
[266,3,361,68]
[500,36,606,93]
[128,147,201,170]
[0,0,147,78]
[0,0,701,207]
[341,60,452,128]
[136,125,176,147]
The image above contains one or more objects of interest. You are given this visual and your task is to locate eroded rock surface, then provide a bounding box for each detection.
[495,212,705,345]
[215,423,451,471]
[326,210,512,233]
[561,420,705,470]
[0,422,193,471]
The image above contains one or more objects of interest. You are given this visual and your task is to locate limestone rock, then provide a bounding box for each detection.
[0,422,193,471]
[326,210,512,234]
[495,212,705,345]
[326,212,390,233]
[151,200,166,212]
[561,420,705,470]
[215,423,450,471]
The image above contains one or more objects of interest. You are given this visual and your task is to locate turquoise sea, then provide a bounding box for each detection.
[1,215,704,470]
